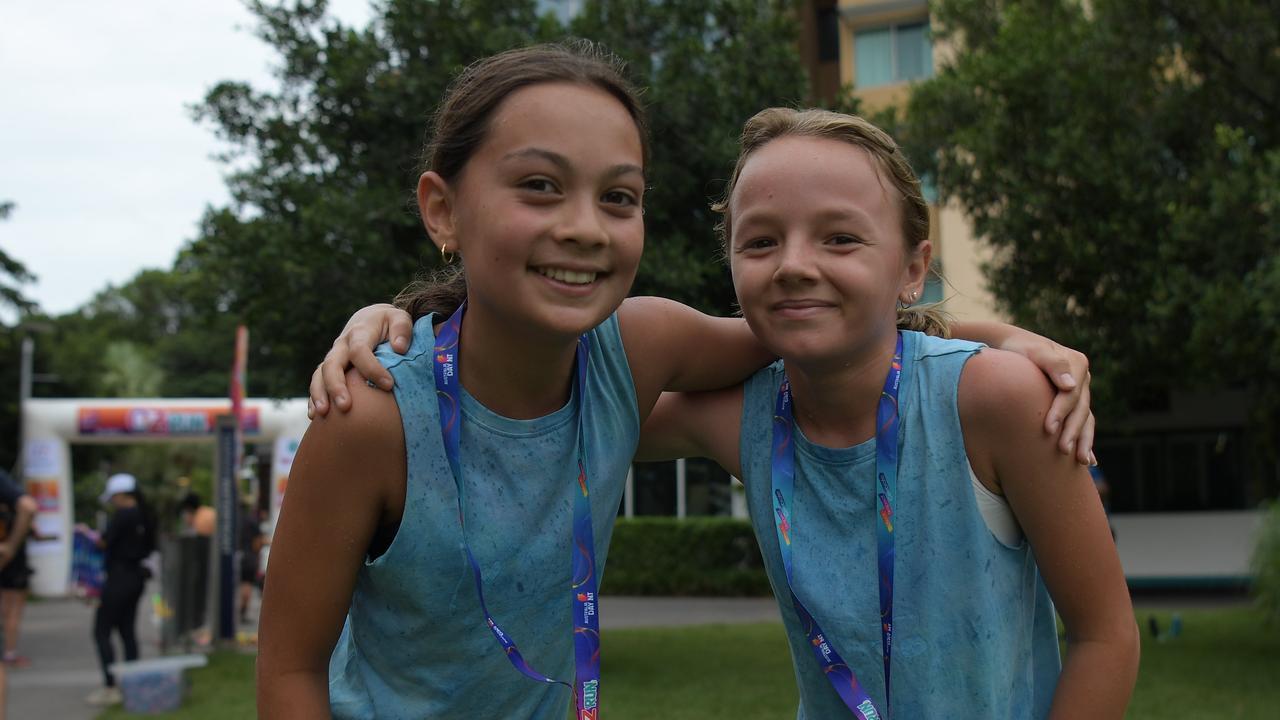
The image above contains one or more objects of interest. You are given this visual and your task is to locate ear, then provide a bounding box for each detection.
[899,239,932,304]
[418,171,458,255]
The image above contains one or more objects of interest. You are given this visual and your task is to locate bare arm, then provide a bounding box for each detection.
[951,320,1094,464]
[637,386,745,478]
[961,350,1138,719]
[617,297,774,424]
[309,298,775,425]
[257,370,407,719]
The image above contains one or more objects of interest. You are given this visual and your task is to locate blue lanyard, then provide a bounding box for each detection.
[770,332,903,720]
[432,302,602,720]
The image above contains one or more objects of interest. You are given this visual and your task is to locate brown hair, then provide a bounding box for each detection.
[711,107,950,337]
[395,40,649,321]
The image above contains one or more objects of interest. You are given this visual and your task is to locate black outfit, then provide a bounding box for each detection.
[0,473,32,591]
[94,506,151,687]
[238,513,261,585]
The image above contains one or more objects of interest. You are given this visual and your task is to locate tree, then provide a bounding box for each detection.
[902,0,1280,446]
[0,200,37,471]
[0,201,37,316]
[182,0,811,397]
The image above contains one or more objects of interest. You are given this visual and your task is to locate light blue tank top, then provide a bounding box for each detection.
[329,312,639,719]
[741,331,1061,719]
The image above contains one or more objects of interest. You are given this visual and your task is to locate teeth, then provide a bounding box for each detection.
[537,267,597,285]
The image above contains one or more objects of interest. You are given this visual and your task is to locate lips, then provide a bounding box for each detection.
[771,299,834,311]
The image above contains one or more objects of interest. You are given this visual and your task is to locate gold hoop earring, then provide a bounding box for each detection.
[441,243,456,265]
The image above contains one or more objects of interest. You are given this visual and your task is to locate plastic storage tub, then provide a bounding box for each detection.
[110,654,208,713]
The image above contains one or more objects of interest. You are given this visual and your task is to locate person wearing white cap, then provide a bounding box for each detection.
[85,473,156,707]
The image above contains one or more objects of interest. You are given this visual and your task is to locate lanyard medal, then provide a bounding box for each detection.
[770,332,904,720]
[432,302,602,720]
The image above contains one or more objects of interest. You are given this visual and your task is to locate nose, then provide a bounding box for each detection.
[772,236,818,285]
[555,193,609,249]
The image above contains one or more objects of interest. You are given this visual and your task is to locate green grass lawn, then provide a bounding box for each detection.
[99,607,1279,719]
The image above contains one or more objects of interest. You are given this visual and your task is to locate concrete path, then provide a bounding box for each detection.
[9,588,167,720]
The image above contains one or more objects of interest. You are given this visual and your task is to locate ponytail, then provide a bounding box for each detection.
[393,265,468,321]
[897,303,952,338]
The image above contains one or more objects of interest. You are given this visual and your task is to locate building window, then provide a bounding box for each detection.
[817,7,840,62]
[854,21,933,89]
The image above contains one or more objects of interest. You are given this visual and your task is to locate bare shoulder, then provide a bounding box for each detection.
[290,368,406,514]
[959,347,1054,429]
[958,348,1055,486]
[616,296,691,363]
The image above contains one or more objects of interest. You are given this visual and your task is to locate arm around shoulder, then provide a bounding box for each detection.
[257,369,407,719]
[618,297,772,422]
[960,350,1138,719]
[637,385,745,479]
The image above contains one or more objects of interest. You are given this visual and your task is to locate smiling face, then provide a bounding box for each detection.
[419,81,646,341]
[727,135,929,369]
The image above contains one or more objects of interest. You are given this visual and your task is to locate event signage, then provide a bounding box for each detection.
[77,406,261,436]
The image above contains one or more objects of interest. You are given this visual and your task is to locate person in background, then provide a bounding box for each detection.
[178,490,215,537]
[238,499,267,626]
[85,473,156,707]
[0,470,35,669]
[0,470,36,720]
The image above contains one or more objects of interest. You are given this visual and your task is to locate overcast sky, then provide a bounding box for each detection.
[0,0,372,322]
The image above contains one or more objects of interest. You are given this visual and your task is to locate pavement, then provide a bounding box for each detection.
[6,590,780,719]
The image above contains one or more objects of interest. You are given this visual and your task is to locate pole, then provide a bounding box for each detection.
[18,337,32,475]
[212,415,238,643]
[675,458,687,519]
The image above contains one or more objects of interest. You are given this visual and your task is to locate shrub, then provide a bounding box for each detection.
[1253,501,1280,623]
[601,517,772,596]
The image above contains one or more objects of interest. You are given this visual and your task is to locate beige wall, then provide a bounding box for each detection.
[934,204,1003,322]
[835,0,1004,323]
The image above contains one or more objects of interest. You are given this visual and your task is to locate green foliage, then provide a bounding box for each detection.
[572,1,809,312]
[601,517,771,596]
[173,0,809,397]
[0,200,37,315]
[1252,502,1280,623]
[904,0,1280,445]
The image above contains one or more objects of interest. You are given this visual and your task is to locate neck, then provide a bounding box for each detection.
[785,331,898,448]
[448,301,578,420]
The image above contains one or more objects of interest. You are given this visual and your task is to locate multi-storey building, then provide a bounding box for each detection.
[793,0,1267,587]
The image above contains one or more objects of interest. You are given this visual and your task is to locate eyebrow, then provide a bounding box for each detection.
[501,147,644,181]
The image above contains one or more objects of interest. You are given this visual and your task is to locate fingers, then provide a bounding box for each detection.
[1079,412,1097,466]
[1042,347,1088,434]
[388,311,414,355]
[320,345,353,412]
[307,366,328,419]
[1057,376,1093,461]
[350,344,394,392]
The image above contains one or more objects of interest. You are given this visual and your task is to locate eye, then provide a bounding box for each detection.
[738,236,776,251]
[828,234,863,245]
[519,177,558,194]
[601,189,639,207]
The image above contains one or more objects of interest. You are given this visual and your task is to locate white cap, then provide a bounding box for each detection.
[100,473,137,503]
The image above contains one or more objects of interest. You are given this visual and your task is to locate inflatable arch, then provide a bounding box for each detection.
[20,398,309,597]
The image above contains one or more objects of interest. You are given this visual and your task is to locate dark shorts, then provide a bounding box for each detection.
[0,549,32,591]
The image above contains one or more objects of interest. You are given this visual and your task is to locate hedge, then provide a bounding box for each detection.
[600,517,773,596]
